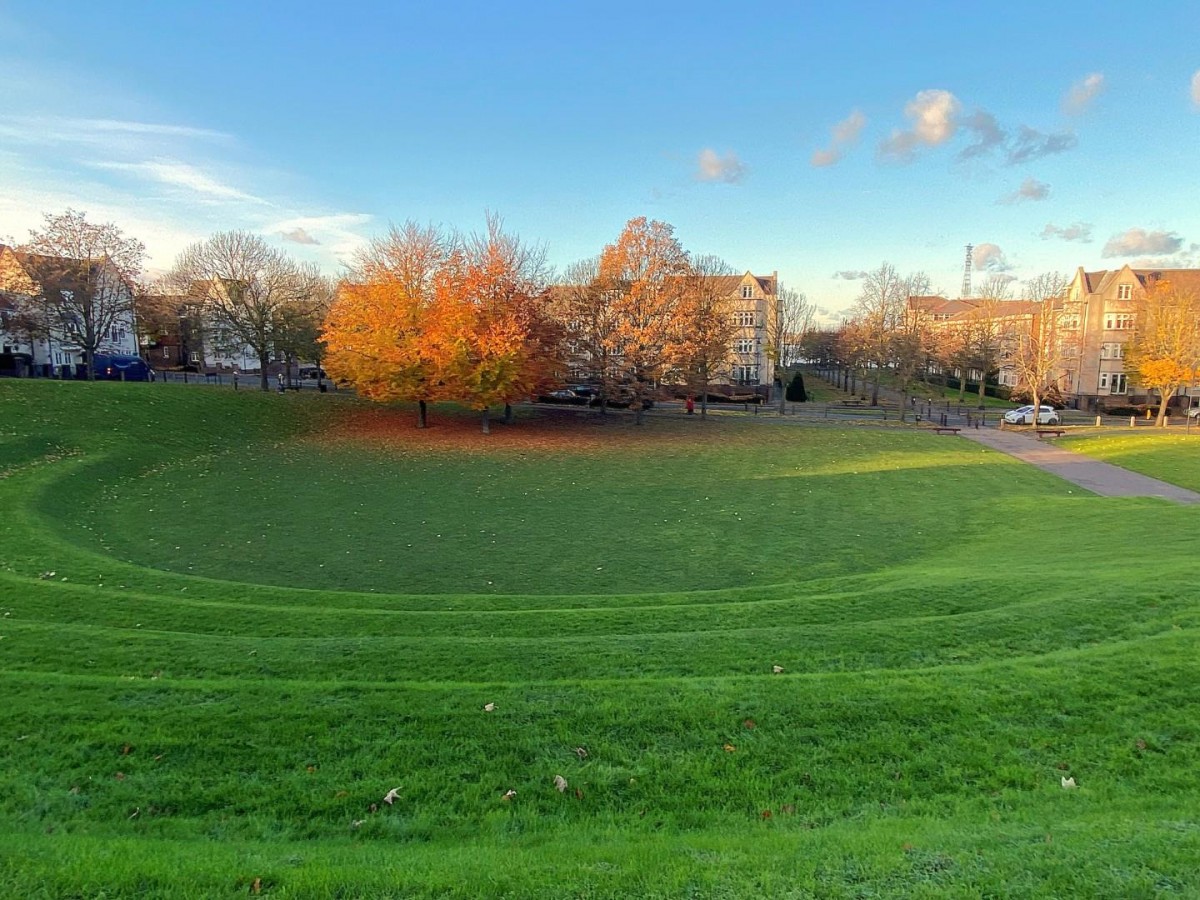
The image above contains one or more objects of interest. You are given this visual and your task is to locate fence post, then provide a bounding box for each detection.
[1095,415,1101,427]
[1130,416,1136,428]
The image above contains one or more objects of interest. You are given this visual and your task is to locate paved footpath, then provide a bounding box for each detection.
[961,427,1200,504]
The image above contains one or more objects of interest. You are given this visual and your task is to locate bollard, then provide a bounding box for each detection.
[1095,415,1101,427]
[1130,416,1136,428]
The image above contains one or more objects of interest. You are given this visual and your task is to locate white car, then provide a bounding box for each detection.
[1003,405,1060,425]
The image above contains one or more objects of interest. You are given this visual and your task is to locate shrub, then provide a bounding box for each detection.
[785,372,807,402]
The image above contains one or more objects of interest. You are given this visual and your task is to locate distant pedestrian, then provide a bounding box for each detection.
[233,369,240,390]
[277,371,285,393]
[686,396,695,415]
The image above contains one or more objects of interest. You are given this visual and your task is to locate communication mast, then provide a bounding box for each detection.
[961,244,973,299]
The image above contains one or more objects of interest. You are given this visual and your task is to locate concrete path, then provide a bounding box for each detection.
[961,427,1200,504]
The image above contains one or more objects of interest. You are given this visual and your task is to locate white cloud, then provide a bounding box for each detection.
[1041,222,1093,243]
[1102,228,1184,257]
[1000,177,1050,204]
[811,109,867,167]
[1063,73,1105,115]
[281,227,320,245]
[1192,70,1200,107]
[878,90,961,162]
[973,242,1013,272]
[695,148,746,184]
[91,159,265,205]
[264,213,372,259]
[831,270,868,280]
[0,115,232,155]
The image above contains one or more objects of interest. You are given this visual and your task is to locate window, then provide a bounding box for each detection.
[1117,283,1132,300]
[732,311,755,327]
[162,347,170,359]
[741,284,754,299]
[735,339,754,354]
[190,351,200,363]
[1105,313,1134,330]
[1100,342,1124,359]
[734,365,758,383]
[1100,372,1127,394]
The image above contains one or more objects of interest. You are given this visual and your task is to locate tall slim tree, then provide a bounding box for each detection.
[18,209,144,379]
[168,232,320,391]
[1124,281,1200,426]
[1010,272,1071,422]
[677,254,738,419]
[851,262,908,405]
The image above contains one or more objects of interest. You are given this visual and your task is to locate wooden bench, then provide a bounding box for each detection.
[1036,428,1066,439]
[933,427,961,435]
[840,399,866,406]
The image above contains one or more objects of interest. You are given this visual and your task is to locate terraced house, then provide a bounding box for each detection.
[0,244,138,377]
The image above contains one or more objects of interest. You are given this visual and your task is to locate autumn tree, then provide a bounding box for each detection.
[275,275,337,387]
[168,231,322,391]
[1124,281,1200,426]
[324,222,453,426]
[599,217,690,424]
[677,254,738,418]
[437,214,560,433]
[554,256,622,406]
[764,284,814,413]
[18,209,145,378]
[1009,272,1071,421]
[850,262,908,405]
[959,275,1015,406]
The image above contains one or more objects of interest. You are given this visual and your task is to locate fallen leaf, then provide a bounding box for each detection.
[1061,776,1076,789]
[723,743,736,753]
[743,718,756,729]
[761,809,772,819]
[574,787,584,800]
[780,804,795,815]
[553,775,568,793]
[306,765,316,774]
[1135,738,1147,751]
[502,789,517,801]
[351,819,364,828]
[772,665,784,674]
[574,746,588,759]
[335,790,349,798]
[121,744,133,755]
[483,702,496,712]
[383,787,401,805]
[251,876,262,894]
[114,772,126,781]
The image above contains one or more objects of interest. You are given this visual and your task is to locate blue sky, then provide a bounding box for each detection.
[2,1,1198,315]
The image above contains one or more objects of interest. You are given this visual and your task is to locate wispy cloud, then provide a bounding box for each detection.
[91,158,265,204]
[1063,73,1105,115]
[831,270,868,280]
[973,242,1013,272]
[1006,126,1077,165]
[0,114,232,154]
[1192,70,1200,108]
[811,109,867,167]
[1000,177,1050,204]
[694,148,746,184]
[957,110,1005,161]
[878,90,961,162]
[1102,228,1184,257]
[1041,222,1093,243]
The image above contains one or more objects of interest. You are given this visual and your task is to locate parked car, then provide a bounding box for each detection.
[92,354,151,382]
[1003,404,1060,425]
[536,388,589,405]
[1187,406,1200,419]
[298,366,326,380]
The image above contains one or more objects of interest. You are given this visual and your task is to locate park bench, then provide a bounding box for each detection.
[932,426,961,436]
[840,399,866,406]
[1036,428,1066,439]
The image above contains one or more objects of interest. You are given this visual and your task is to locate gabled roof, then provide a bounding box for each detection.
[1079,267,1200,296]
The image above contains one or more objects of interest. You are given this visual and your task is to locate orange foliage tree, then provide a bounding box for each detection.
[599,217,691,424]
[1125,281,1200,426]
[323,222,451,427]
[323,216,561,434]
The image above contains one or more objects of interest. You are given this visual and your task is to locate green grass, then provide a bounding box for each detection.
[2,380,1200,897]
[1060,427,1200,492]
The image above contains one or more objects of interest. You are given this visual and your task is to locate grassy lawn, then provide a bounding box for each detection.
[1059,428,1200,492]
[2,380,1200,897]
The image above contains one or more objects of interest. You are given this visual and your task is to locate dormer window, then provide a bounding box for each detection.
[1117,283,1132,300]
[741,284,753,299]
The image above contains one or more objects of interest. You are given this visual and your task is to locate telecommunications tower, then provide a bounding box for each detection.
[961,244,973,299]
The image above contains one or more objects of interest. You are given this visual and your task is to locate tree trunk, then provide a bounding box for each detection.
[417,399,427,429]
[259,352,270,392]
[481,406,490,434]
[634,402,644,425]
[958,371,966,400]
[84,346,95,380]
[870,374,879,406]
[1155,389,1174,427]
[977,375,986,408]
[777,373,786,415]
[504,403,513,424]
